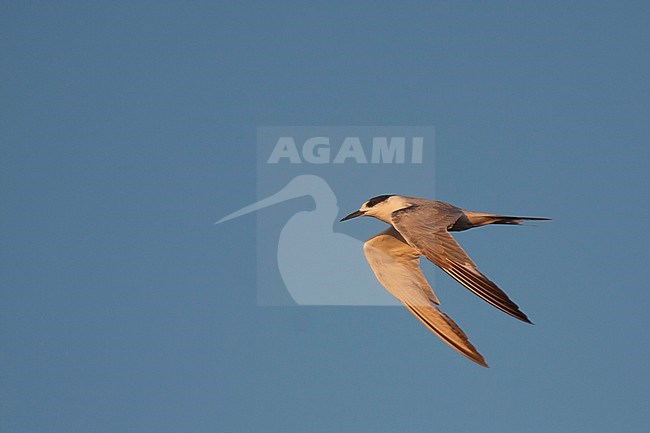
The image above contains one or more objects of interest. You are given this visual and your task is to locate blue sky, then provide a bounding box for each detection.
[1,1,648,432]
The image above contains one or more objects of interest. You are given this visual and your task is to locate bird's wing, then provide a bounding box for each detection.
[391,204,531,323]
[363,227,487,367]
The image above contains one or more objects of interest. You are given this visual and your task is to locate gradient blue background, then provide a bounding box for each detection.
[1,1,648,432]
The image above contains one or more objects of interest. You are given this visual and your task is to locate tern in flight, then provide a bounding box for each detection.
[341,195,550,367]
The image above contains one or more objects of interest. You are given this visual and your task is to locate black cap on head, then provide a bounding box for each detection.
[366,195,394,208]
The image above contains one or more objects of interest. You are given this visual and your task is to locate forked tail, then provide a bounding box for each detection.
[486,215,551,225]
[455,211,551,230]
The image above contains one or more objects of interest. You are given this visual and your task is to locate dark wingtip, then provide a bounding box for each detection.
[519,314,534,325]
[514,310,533,324]
[475,357,489,368]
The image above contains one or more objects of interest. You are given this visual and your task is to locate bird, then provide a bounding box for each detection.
[340,195,550,367]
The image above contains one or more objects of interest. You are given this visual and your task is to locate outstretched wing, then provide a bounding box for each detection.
[363,227,487,367]
[391,204,532,323]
